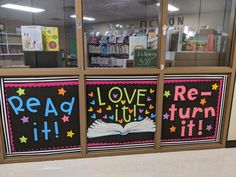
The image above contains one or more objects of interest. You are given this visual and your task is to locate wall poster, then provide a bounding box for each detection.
[0,77,80,156]
[21,26,43,51]
[42,27,60,51]
[86,76,157,151]
[161,75,227,146]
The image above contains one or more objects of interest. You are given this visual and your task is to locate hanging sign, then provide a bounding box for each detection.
[0,77,80,156]
[161,75,227,145]
[86,76,157,151]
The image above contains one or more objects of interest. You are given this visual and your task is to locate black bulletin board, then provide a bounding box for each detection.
[0,77,80,156]
[161,75,227,146]
[86,76,157,151]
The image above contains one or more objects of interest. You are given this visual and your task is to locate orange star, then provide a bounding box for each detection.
[200,98,207,106]
[169,125,176,133]
[58,88,66,96]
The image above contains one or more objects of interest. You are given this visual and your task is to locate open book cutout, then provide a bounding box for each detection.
[87,117,156,138]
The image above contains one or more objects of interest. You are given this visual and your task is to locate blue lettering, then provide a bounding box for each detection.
[8,96,24,115]
[45,98,58,117]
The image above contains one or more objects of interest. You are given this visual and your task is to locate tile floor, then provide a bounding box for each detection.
[0,148,235,177]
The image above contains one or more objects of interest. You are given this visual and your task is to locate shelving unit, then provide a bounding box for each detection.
[88,43,129,67]
[0,32,25,67]
[0,32,24,56]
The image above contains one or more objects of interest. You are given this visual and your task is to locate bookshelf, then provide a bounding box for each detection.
[0,32,25,67]
[88,43,129,67]
[166,28,228,66]
[0,32,24,56]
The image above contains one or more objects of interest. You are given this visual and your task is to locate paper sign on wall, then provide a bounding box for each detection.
[42,27,60,51]
[86,76,157,151]
[0,77,80,156]
[161,75,227,145]
[21,26,43,51]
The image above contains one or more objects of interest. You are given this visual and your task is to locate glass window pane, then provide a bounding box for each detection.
[83,0,160,68]
[165,0,235,67]
[0,0,77,68]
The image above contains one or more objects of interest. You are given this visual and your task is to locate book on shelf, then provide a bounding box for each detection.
[207,34,215,52]
[129,36,147,59]
[148,31,158,49]
[166,27,228,53]
[0,35,6,43]
[88,43,129,56]
[90,56,127,67]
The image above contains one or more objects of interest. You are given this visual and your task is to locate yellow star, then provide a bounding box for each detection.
[164,90,171,98]
[67,130,75,138]
[169,126,176,133]
[19,136,28,143]
[200,98,207,106]
[58,88,67,96]
[16,88,25,96]
[212,83,219,90]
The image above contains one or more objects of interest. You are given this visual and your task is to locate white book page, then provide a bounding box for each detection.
[87,120,123,138]
[123,118,156,134]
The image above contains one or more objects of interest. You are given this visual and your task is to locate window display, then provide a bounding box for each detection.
[83,0,159,68]
[0,0,77,68]
[166,0,234,67]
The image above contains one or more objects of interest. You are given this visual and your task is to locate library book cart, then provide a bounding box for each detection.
[0,0,236,164]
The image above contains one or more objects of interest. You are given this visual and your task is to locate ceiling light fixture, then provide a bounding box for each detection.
[1,3,45,13]
[83,17,96,21]
[70,14,96,21]
[70,14,76,18]
[156,3,179,12]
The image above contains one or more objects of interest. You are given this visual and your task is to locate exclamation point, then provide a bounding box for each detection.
[54,121,59,138]
[198,120,203,136]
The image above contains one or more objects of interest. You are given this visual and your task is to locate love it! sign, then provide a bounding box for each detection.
[86,76,157,151]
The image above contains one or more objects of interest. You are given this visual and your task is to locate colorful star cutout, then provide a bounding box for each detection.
[21,116,29,124]
[164,90,171,98]
[16,88,25,96]
[19,136,28,143]
[67,130,75,138]
[169,125,177,133]
[61,115,70,123]
[212,83,219,90]
[163,113,169,120]
[58,88,67,96]
[200,98,207,106]
[206,124,213,131]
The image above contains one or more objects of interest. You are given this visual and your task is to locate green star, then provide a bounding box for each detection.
[19,136,28,143]
[16,88,25,96]
[164,90,171,98]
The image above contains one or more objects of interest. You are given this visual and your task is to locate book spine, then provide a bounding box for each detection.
[207,34,215,52]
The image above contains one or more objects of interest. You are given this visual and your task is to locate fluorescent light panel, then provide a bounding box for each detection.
[1,3,45,13]
[83,17,96,21]
[70,14,96,21]
[70,14,76,18]
[156,3,179,12]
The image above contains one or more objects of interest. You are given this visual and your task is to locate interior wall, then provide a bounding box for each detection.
[228,81,236,141]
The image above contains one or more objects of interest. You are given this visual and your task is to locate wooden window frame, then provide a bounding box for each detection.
[0,0,235,164]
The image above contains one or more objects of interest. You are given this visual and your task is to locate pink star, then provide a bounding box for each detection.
[21,116,29,124]
[61,115,70,123]
[206,124,213,131]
